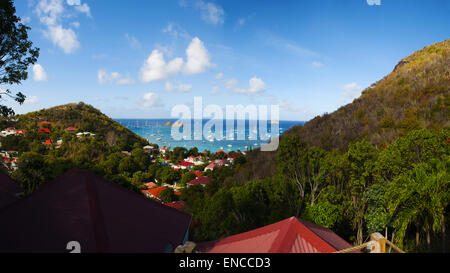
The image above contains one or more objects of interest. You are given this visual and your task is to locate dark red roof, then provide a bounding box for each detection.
[43,139,52,145]
[228,153,240,159]
[165,201,185,210]
[38,121,52,125]
[38,128,51,133]
[66,127,78,131]
[0,169,191,253]
[196,217,356,253]
[187,176,212,186]
[216,149,228,155]
[0,171,22,210]
[177,161,194,167]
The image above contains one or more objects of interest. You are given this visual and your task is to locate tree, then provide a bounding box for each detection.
[160,187,177,203]
[180,172,196,186]
[0,0,40,116]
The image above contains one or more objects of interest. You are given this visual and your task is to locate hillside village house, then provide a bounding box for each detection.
[174,161,194,170]
[160,146,169,154]
[185,155,204,165]
[186,176,212,187]
[204,159,227,171]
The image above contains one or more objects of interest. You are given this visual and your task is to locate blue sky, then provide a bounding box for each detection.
[6,0,450,121]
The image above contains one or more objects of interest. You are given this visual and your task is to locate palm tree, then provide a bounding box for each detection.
[387,162,449,250]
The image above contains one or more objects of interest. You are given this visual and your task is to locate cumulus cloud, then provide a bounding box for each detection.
[183,37,214,74]
[24,96,40,104]
[140,37,212,82]
[35,0,91,54]
[138,92,163,108]
[367,0,381,5]
[45,25,80,53]
[140,50,184,82]
[235,77,267,95]
[98,69,135,85]
[195,1,225,25]
[279,100,308,113]
[341,82,362,103]
[165,81,192,92]
[215,72,223,80]
[225,78,238,90]
[162,23,191,40]
[33,64,48,82]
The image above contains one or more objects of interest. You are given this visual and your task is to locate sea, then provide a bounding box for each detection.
[115,119,304,153]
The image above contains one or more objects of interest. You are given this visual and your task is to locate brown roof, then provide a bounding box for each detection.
[0,171,22,210]
[0,169,192,253]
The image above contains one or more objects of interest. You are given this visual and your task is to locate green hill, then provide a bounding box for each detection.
[229,39,450,184]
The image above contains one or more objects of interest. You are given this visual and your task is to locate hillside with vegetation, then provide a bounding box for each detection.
[228,39,450,184]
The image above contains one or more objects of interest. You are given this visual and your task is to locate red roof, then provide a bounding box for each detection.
[143,186,167,199]
[15,129,26,135]
[165,201,185,210]
[177,161,194,167]
[187,176,212,186]
[216,149,228,155]
[66,127,78,131]
[38,121,52,125]
[0,169,192,252]
[38,128,51,133]
[144,182,157,189]
[43,139,52,145]
[190,171,203,177]
[196,217,357,253]
[174,191,182,196]
[228,153,240,159]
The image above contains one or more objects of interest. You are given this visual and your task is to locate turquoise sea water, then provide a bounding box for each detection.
[116,119,304,153]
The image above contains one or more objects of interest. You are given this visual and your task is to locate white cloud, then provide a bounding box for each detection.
[234,77,267,95]
[312,61,324,68]
[46,25,80,53]
[71,21,80,28]
[24,96,40,104]
[140,37,212,82]
[341,82,363,103]
[140,50,184,82]
[183,37,214,75]
[125,33,141,49]
[33,64,48,82]
[215,73,223,80]
[74,3,91,17]
[35,0,64,26]
[98,69,135,85]
[165,81,192,92]
[138,92,163,108]
[162,23,191,40]
[66,0,80,5]
[211,86,220,94]
[35,0,90,54]
[367,0,381,6]
[195,1,225,25]
[225,78,238,89]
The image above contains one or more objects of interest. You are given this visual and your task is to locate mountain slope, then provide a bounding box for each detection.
[229,39,450,183]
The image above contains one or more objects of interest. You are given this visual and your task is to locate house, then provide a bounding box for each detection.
[196,217,357,253]
[141,186,168,200]
[204,160,226,171]
[144,182,157,189]
[65,127,78,132]
[42,139,52,145]
[175,161,194,170]
[216,149,228,156]
[165,201,185,210]
[160,146,169,154]
[190,171,203,177]
[15,129,26,136]
[38,128,51,133]
[143,145,156,153]
[185,155,203,165]
[121,151,132,157]
[38,121,52,126]
[186,176,212,187]
[0,169,192,253]
[227,153,240,163]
